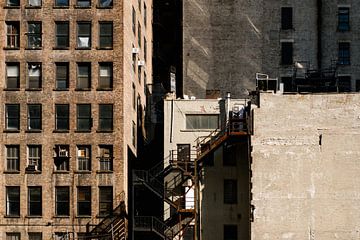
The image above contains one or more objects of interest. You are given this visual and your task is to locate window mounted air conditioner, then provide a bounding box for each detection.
[132,47,140,54]
[58,147,69,157]
[138,60,145,66]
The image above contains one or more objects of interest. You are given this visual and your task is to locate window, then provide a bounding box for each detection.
[99,22,113,49]
[137,22,141,47]
[338,42,350,65]
[132,7,136,34]
[338,76,351,92]
[338,7,350,31]
[99,186,112,216]
[98,0,112,7]
[55,63,69,89]
[54,233,70,240]
[27,145,41,171]
[28,187,42,216]
[54,145,69,171]
[177,144,190,162]
[281,42,293,65]
[138,66,141,83]
[143,72,147,94]
[77,104,91,131]
[77,0,90,7]
[223,145,237,166]
[224,179,237,204]
[27,22,42,49]
[6,186,20,216]
[27,104,41,130]
[132,121,136,147]
[132,49,137,71]
[55,0,68,7]
[6,233,20,240]
[77,187,91,216]
[28,0,41,6]
[356,80,360,92]
[55,104,69,130]
[6,145,19,171]
[28,233,42,240]
[99,104,113,131]
[144,37,147,62]
[77,233,88,240]
[55,187,69,216]
[281,7,292,30]
[224,225,237,240]
[5,104,20,130]
[99,145,113,171]
[144,3,147,27]
[6,63,20,89]
[6,22,20,48]
[77,145,91,171]
[27,63,42,89]
[55,22,69,48]
[186,114,219,130]
[77,22,91,48]
[77,63,91,89]
[132,84,136,109]
[99,63,113,89]
[6,0,19,6]
[281,77,292,92]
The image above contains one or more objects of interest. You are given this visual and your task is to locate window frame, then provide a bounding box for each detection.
[76,63,91,89]
[27,22,42,49]
[338,7,350,32]
[281,42,293,65]
[224,179,237,204]
[76,0,90,7]
[77,145,91,171]
[54,145,70,171]
[27,62,42,89]
[6,0,20,7]
[54,0,69,7]
[77,104,92,131]
[55,22,70,49]
[6,233,21,240]
[6,22,20,49]
[28,232,42,240]
[338,42,350,65]
[99,145,113,171]
[77,22,92,49]
[28,186,42,216]
[6,186,20,216]
[99,186,113,216]
[55,186,70,216]
[77,186,91,216]
[55,104,69,131]
[5,104,20,131]
[98,104,113,131]
[55,62,69,90]
[185,114,219,130]
[6,145,20,172]
[27,145,42,171]
[98,0,112,8]
[98,22,113,49]
[6,63,20,89]
[98,62,113,89]
[27,104,42,131]
[281,7,293,30]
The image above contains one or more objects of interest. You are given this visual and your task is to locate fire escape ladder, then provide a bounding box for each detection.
[134,216,174,240]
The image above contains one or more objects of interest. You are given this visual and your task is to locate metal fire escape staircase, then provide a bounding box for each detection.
[86,192,127,240]
[133,152,196,240]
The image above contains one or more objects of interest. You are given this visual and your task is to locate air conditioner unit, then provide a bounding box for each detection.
[138,60,145,66]
[132,47,140,54]
[58,147,69,157]
[78,149,86,157]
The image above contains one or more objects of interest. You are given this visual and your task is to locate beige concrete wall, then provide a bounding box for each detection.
[252,93,360,239]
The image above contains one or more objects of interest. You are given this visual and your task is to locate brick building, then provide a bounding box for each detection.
[0,0,151,238]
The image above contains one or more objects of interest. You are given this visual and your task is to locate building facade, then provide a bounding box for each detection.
[0,0,151,238]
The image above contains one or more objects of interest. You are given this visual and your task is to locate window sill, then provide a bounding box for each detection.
[53,88,69,91]
[53,215,70,218]
[4,215,20,218]
[25,5,42,8]
[25,215,42,218]
[96,88,113,91]
[25,88,42,91]
[53,5,69,8]
[75,88,92,91]
[74,170,92,174]
[4,88,20,91]
[25,47,42,50]
[4,171,20,174]
[3,130,20,133]
[74,5,91,8]
[76,215,91,218]
[25,130,42,133]
[53,130,70,133]
[53,47,70,50]
[96,47,113,50]
[75,130,91,133]
[96,5,112,9]
[25,170,41,174]
[96,130,113,133]
[53,171,70,174]
[3,47,20,50]
[3,6,20,8]
[75,47,91,50]
[96,170,113,174]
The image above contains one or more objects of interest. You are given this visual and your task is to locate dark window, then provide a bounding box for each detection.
[27,145,41,171]
[77,22,91,48]
[55,104,69,130]
[99,145,113,171]
[281,7,293,30]
[144,4,147,27]
[6,104,20,130]
[99,22,113,48]
[28,104,42,130]
[6,145,19,171]
[6,63,20,89]
[338,76,351,92]
[177,144,190,162]
[6,186,20,216]
[99,186,113,216]
[99,0,112,7]
[338,7,350,31]
[77,0,90,7]
[99,62,113,89]
[55,0,68,6]
[7,0,19,6]
[55,22,69,48]
[132,7,136,34]
[137,22,141,47]
[27,63,42,89]
[55,63,69,89]
[54,145,70,171]
[77,187,91,216]
[77,104,91,131]
[132,84,136,109]
[224,179,237,204]
[186,114,219,129]
[6,233,20,240]
[55,187,70,216]
[281,77,292,92]
[132,121,136,147]
[6,22,20,48]
[338,42,350,65]
[77,63,91,89]
[28,0,41,6]
[28,232,42,240]
[281,42,293,65]
[27,22,42,49]
[77,145,91,171]
[224,225,237,240]
[223,145,237,166]
[28,187,42,216]
[99,104,113,131]
[144,37,147,61]
[138,66,141,83]
[356,80,360,92]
